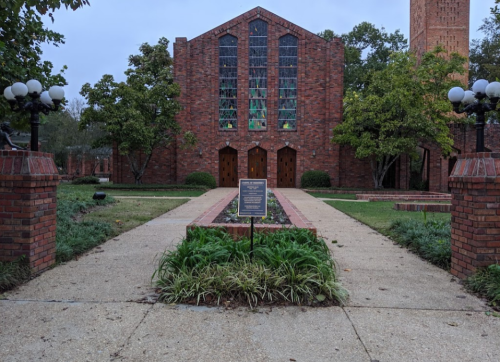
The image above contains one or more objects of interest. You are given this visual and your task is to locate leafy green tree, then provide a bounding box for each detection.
[80,37,196,184]
[0,0,90,128]
[40,98,105,171]
[469,16,500,86]
[319,22,407,93]
[333,47,467,189]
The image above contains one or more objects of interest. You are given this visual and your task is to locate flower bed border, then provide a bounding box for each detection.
[187,189,316,239]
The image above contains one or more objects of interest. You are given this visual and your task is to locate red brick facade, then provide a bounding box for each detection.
[113,7,344,188]
[449,153,500,279]
[410,0,469,85]
[0,151,60,273]
[112,3,498,193]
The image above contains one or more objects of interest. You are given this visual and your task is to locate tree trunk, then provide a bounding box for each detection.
[126,151,152,185]
[370,155,399,189]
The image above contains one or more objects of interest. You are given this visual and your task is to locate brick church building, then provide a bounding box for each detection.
[112,1,500,191]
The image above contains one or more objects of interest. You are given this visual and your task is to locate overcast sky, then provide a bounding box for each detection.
[40,0,497,102]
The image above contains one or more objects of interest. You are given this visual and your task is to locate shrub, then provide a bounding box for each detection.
[465,264,500,306]
[301,170,331,188]
[153,227,348,307]
[72,176,100,185]
[185,172,216,189]
[0,256,31,292]
[390,219,451,269]
[56,186,114,262]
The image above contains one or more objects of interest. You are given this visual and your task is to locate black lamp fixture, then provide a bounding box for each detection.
[3,80,65,152]
[448,79,500,152]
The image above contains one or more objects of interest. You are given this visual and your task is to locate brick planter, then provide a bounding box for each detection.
[448,152,500,279]
[393,203,451,213]
[187,189,316,239]
[0,151,60,274]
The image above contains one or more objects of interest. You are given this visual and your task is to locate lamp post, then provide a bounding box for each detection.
[3,80,64,152]
[448,79,500,152]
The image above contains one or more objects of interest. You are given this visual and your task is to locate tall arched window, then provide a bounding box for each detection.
[248,19,268,130]
[278,34,298,130]
[219,35,238,129]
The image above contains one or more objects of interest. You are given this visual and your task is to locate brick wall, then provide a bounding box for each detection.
[0,151,60,273]
[449,152,500,279]
[410,0,469,85]
[113,7,343,187]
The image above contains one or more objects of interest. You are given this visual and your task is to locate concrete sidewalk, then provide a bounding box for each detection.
[1,188,499,361]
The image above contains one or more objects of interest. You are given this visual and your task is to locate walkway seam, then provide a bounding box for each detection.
[341,307,374,362]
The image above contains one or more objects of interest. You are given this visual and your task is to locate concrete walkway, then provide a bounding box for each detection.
[1,188,499,361]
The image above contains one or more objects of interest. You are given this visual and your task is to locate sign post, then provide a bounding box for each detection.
[238,179,267,260]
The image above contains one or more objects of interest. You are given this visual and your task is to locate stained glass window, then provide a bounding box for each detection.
[278,35,298,130]
[219,35,238,129]
[248,19,267,130]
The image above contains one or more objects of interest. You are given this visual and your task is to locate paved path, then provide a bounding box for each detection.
[1,188,499,361]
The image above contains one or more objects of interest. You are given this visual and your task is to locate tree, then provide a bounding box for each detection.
[39,98,105,171]
[469,16,500,86]
[80,37,196,184]
[319,22,408,93]
[0,0,90,128]
[333,47,467,189]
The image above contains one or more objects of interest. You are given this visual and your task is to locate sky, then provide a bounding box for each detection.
[39,0,497,102]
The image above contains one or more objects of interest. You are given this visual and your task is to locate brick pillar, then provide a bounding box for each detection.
[449,152,500,279]
[0,150,60,274]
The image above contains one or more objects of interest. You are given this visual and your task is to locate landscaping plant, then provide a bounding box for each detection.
[185,172,217,189]
[153,227,347,307]
[300,170,331,188]
[56,186,114,263]
[389,218,451,269]
[0,256,31,292]
[465,263,500,308]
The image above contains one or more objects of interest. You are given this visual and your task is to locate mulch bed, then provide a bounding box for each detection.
[212,193,291,225]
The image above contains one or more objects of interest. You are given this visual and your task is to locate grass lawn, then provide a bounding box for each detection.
[58,183,205,197]
[105,190,205,197]
[84,198,189,235]
[324,200,451,235]
[308,192,357,200]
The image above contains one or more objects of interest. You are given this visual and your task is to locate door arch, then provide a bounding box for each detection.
[219,147,238,187]
[248,147,267,179]
[277,147,296,188]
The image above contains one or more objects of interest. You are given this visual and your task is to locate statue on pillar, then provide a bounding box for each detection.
[0,122,26,150]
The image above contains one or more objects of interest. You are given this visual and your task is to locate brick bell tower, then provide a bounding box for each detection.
[410,0,470,85]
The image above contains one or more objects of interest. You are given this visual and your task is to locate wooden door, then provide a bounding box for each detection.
[219,147,238,187]
[248,147,267,179]
[277,147,296,188]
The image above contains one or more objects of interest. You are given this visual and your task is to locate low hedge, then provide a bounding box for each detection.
[97,184,208,190]
[185,172,217,189]
[72,176,100,185]
[301,170,331,188]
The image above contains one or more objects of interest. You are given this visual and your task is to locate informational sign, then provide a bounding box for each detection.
[238,179,267,217]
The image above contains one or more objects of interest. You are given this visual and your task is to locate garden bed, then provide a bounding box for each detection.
[187,189,316,239]
[154,227,347,307]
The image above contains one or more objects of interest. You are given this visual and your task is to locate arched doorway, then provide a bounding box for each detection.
[248,147,267,179]
[219,147,238,187]
[277,147,296,188]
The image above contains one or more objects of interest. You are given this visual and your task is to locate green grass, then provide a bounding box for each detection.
[0,257,31,292]
[97,183,208,191]
[59,183,205,197]
[105,190,205,197]
[83,198,189,234]
[465,264,500,309]
[56,184,190,262]
[153,227,348,307]
[308,192,357,200]
[324,200,450,234]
